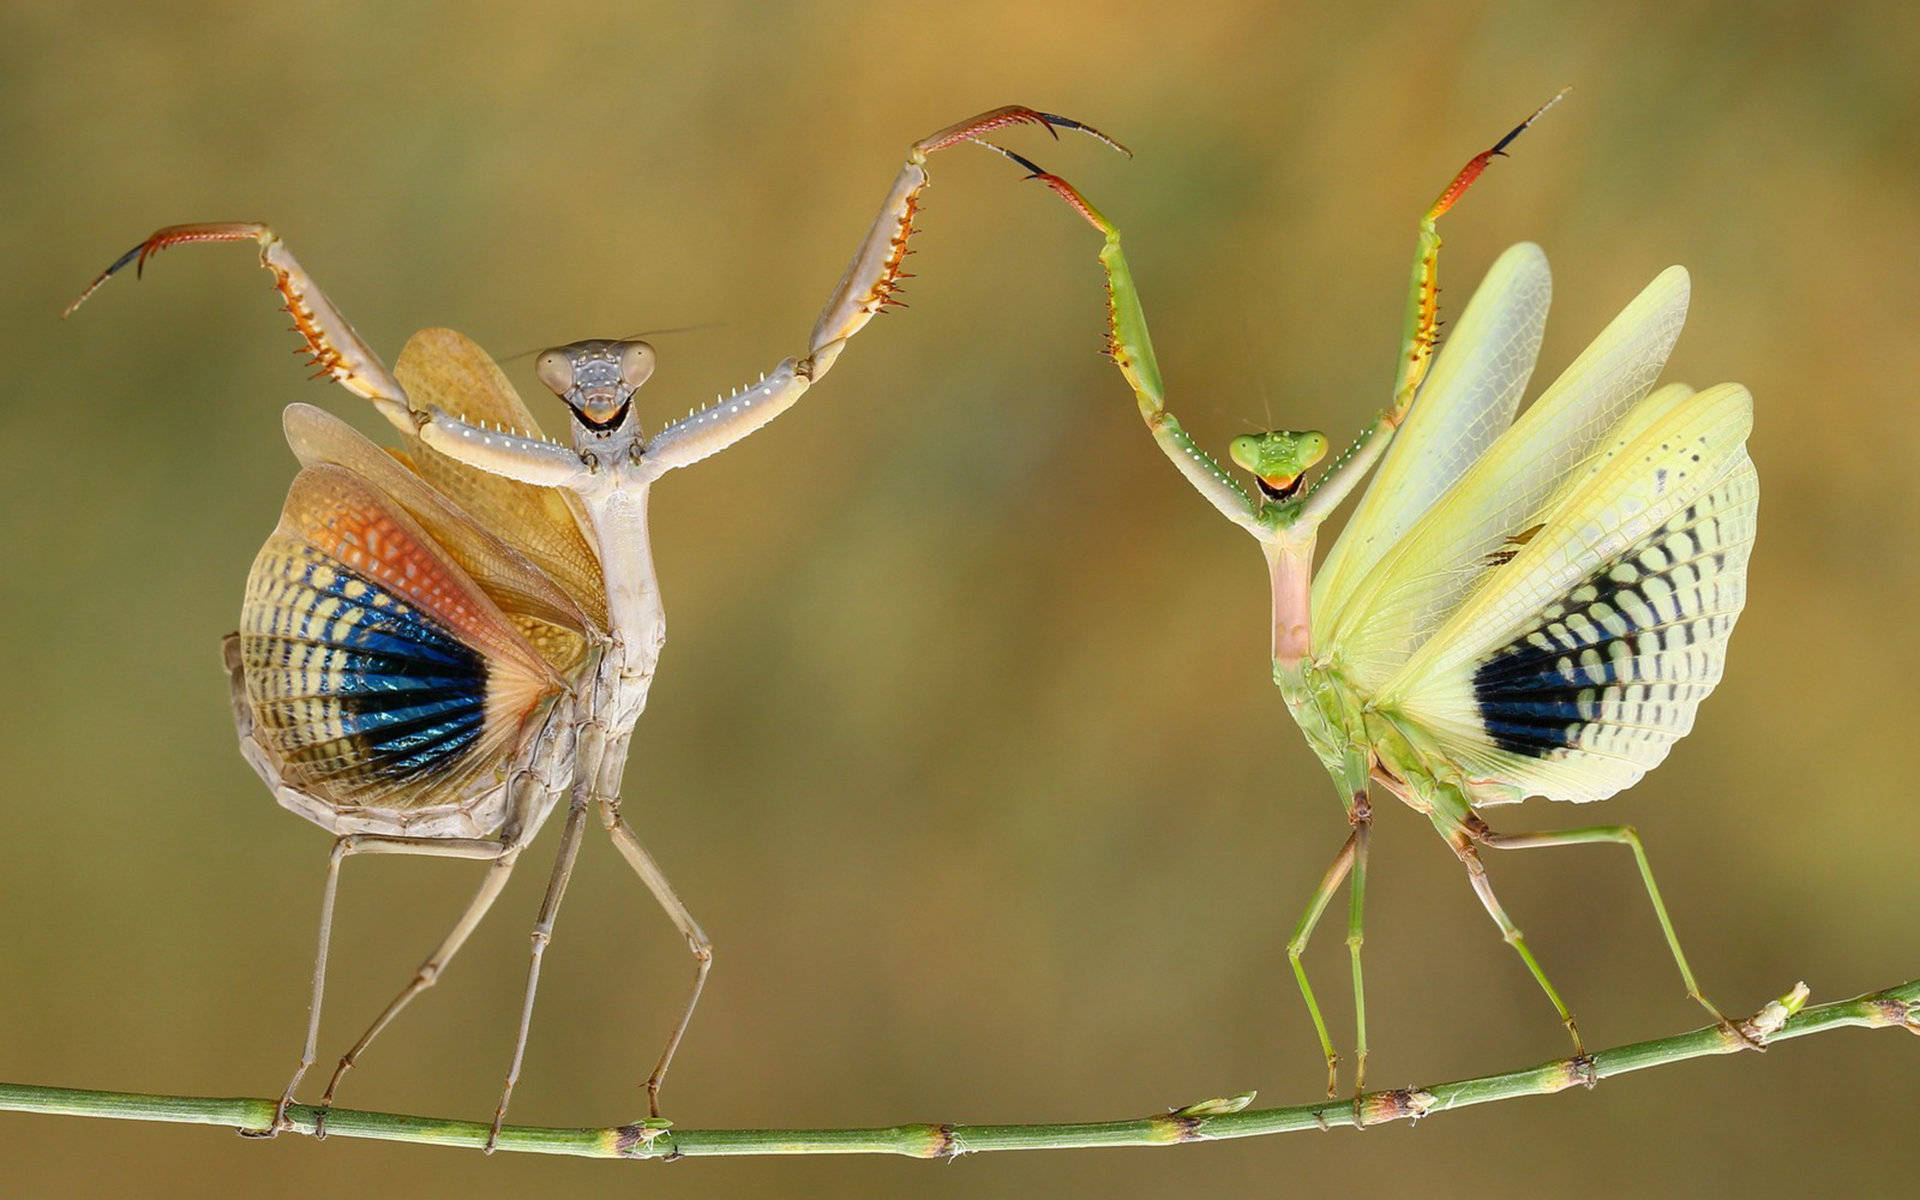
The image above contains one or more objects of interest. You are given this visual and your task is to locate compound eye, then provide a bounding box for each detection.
[534,349,573,397]
[1227,434,1262,473]
[618,341,657,390]
[1300,431,1330,469]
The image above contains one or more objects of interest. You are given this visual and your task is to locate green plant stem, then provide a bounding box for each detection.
[2,979,1912,1160]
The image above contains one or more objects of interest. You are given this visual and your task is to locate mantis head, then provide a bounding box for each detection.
[1228,430,1329,501]
[535,339,657,434]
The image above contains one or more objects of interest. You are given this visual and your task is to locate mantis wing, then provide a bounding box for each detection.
[240,464,567,812]
[1313,242,1551,639]
[282,403,593,675]
[394,328,609,628]
[1382,382,1757,803]
[1319,265,1692,696]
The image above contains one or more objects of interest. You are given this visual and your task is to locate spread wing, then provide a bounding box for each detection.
[239,464,568,811]
[393,328,608,627]
[1381,382,1757,803]
[1313,242,1551,637]
[1317,265,1692,696]
[282,403,593,674]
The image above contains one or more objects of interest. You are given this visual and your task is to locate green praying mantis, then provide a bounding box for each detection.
[1006,92,1759,1097]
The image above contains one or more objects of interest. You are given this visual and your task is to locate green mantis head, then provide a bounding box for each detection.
[1228,430,1329,501]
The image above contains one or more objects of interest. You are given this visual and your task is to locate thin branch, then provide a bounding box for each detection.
[2,979,1913,1160]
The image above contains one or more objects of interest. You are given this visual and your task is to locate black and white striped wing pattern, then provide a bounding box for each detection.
[1377,381,1757,804]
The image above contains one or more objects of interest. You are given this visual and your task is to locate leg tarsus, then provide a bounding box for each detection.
[1724,1016,1767,1051]
[1570,1052,1598,1089]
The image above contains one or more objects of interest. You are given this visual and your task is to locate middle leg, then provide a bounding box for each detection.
[314,846,522,1122]
[1284,792,1372,1098]
[274,833,519,1137]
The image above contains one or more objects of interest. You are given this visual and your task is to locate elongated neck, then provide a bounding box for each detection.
[1263,533,1316,670]
[583,482,664,651]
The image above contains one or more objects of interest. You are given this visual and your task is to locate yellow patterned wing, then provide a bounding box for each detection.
[1320,265,1692,696]
[1379,381,1757,804]
[1314,242,1551,638]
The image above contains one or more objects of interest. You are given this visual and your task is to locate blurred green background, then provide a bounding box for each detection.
[2,1,1915,1195]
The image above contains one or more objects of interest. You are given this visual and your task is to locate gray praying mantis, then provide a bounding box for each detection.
[1008,92,1760,1100]
[64,106,1124,1147]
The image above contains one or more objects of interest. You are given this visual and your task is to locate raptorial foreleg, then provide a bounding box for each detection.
[643,107,1128,472]
[65,222,416,433]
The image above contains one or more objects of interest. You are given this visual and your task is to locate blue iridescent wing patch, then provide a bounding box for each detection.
[240,464,564,812]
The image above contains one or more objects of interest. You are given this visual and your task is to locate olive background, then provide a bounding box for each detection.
[2,2,1915,1196]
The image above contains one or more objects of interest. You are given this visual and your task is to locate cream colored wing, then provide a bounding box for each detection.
[1314,242,1551,638]
[1319,265,1692,695]
[1380,382,1756,803]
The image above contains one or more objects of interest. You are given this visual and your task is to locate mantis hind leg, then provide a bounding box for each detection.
[1468,816,1750,1041]
[1442,824,1587,1057]
[262,834,519,1138]
[1344,798,1373,1094]
[259,837,348,1136]
[314,847,521,1126]
[599,796,713,1119]
[1285,795,1372,1098]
